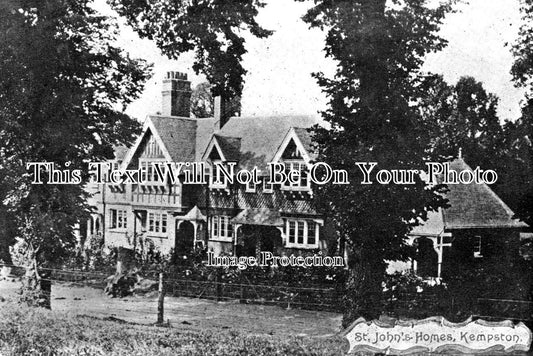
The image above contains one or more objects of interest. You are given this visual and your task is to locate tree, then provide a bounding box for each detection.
[301,0,453,326]
[507,0,533,227]
[109,0,272,101]
[419,75,504,164]
[0,0,150,307]
[191,82,242,119]
[191,82,214,118]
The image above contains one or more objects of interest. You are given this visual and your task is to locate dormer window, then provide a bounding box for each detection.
[282,161,310,191]
[208,161,235,189]
[263,179,273,193]
[245,180,256,193]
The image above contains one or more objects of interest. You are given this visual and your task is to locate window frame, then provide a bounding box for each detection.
[208,161,230,189]
[139,158,167,185]
[210,215,234,241]
[110,208,128,230]
[263,179,274,193]
[245,179,256,193]
[474,235,483,258]
[284,219,319,249]
[281,160,311,191]
[147,211,168,236]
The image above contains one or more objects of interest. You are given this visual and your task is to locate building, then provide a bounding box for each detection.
[85,71,338,258]
[85,71,529,276]
[405,158,530,279]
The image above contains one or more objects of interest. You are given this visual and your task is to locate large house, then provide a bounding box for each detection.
[83,71,529,277]
[84,71,337,258]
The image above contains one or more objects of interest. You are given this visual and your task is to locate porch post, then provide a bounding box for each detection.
[192,221,198,247]
[233,223,241,256]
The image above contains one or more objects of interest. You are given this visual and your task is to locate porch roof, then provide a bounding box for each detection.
[231,208,284,227]
[179,206,206,222]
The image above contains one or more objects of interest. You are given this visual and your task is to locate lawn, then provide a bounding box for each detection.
[0,280,347,355]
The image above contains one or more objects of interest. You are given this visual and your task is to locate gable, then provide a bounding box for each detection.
[216,115,320,171]
[272,127,312,165]
[139,130,165,159]
[281,138,304,160]
[202,135,226,163]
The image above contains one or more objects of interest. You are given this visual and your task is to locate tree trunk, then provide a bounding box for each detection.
[21,259,51,309]
[342,246,386,328]
[157,272,165,324]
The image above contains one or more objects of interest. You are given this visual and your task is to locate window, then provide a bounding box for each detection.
[245,180,256,193]
[209,161,232,189]
[110,209,127,229]
[148,212,167,234]
[282,161,310,190]
[140,160,165,184]
[285,219,319,248]
[210,216,233,240]
[288,221,296,244]
[307,223,316,245]
[263,179,273,193]
[474,235,482,258]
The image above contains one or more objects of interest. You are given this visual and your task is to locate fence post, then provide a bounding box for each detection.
[216,268,222,301]
[157,272,165,325]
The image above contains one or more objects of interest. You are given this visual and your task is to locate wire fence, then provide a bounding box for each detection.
[0,263,344,313]
[1,264,532,324]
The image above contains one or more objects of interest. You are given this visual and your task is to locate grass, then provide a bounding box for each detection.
[0,304,347,355]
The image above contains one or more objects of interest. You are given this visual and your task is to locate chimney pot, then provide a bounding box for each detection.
[162,71,191,117]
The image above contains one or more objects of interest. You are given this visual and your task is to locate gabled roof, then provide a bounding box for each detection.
[215,115,320,171]
[120,115,217,169]
[118,114,319,175]
[213,135,241,161]
[149,115,199,161]
[293,127,315,156]
[412,158,528,235]
[179,206,206,222]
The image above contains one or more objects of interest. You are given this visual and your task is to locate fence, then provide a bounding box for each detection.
[476,298,533,323]
[0,264,344,317]
[2,264,532,324]
[166,277,343,311]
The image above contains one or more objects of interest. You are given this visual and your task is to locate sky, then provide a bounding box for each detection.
[94,0,525,122]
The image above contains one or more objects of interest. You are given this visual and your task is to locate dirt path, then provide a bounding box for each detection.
[0,280,342,338]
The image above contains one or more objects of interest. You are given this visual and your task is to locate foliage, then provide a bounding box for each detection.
[190,81,242,118]
[444,256,533,321]
[420,75,503,163]
[382,271,449,320]
[301,0,453,326]
[0,0,150,305]
[0,304,345,355]
[109,0,272,99]
[191,82,214,118]
[508,2,533,226]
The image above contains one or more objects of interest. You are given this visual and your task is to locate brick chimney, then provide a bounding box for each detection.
[214,96,239,129]
[161,71,191,117]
